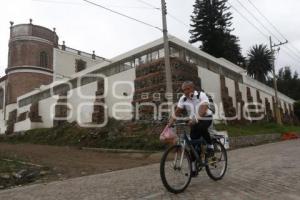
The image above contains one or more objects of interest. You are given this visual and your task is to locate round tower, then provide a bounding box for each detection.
[6,20,58,104]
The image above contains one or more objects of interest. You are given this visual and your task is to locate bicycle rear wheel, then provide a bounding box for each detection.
[205,141,227,180]
[160,145,192,194]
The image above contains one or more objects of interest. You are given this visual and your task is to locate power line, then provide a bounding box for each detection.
[246,0,300,56]
[33,0,156,9]
[32,0,82,4]
[281,46,300,63]
[232,0,300,62]
[235,0,283,43]
[228,2,269,39]
[229,2,300,65]
[168,14,190,28]
[82,0,162,31]
[246,0,287,41]
[135,0,160,10]
[135,0,190,28]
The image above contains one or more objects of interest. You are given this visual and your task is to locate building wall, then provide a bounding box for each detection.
[53,48,105,81]
[67,82,98,124]
[6,23,57,104]
[106,68,135,120]
[197,66,222,118]
[0,34,296,134]
[6,72,52,104]
[8,40,54,68]
[39,96,58,128]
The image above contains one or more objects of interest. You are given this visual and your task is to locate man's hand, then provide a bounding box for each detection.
[198,103,209,118]
[188,118,197,126]
[168,107,183,127]
[188,119,193,126]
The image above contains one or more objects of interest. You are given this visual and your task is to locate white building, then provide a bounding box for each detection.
[0,22,296,134]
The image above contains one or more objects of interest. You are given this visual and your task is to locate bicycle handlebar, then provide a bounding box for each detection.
[172,122,189,127]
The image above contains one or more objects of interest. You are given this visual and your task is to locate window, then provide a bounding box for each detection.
[75,59,87,72]
[40,51,48,67]
[140,55,147,64]
[151,51,159,60]
[159,48,165,58]
[170,47,179,57]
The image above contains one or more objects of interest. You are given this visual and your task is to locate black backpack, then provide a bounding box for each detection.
[183,90,216,114]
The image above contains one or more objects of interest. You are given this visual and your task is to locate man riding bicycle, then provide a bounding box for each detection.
[168,81,214,175]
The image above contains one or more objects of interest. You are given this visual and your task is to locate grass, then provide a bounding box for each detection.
[215,122,300,137]
[0,120,299,151]
[0,121,166,151]
[0,158,27,174]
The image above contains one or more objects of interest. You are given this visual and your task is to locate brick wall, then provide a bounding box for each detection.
[6,73,52,104]
[8,40,53,69]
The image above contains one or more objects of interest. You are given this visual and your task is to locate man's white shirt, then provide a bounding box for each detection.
[177,91,213,119]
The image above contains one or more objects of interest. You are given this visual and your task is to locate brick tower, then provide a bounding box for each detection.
[6,20,58,104]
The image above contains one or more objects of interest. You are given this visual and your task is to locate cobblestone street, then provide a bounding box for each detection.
[0,140,299,200]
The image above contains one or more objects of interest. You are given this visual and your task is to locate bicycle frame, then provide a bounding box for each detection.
[176,126,207,165]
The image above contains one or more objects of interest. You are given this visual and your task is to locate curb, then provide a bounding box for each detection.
[81,133,299,154]
[81,147,159,154]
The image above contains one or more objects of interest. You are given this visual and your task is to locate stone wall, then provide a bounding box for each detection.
[235,81,245,122]
[92,80,105,124]
[220,75,236,120]
[53,93,68,127]
[132,57,201,120]
[229,133,281,149]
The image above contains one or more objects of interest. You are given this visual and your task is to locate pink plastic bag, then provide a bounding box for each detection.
[159,125,178,144]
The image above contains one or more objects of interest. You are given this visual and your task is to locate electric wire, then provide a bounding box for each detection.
[235,0,282,43]
[246,0,300,57]
[135,0,190,28]
[228,2,269,39]
[229,1,300,64]
[82,0,162,31]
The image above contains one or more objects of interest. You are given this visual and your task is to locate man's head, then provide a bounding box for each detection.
[181,81,195,99]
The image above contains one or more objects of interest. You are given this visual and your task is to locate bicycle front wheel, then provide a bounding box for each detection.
[205,141,227,180]
[160,145,192,194]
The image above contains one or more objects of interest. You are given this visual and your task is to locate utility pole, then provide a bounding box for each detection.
[161,0,173,111]
[269,36,288,125]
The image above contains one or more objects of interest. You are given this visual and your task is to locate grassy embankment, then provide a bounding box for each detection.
[0,120,299,151]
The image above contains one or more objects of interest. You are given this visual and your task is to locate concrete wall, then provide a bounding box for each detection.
[53,48,104,81]
[197,66,222,119]
[39,96,59,128]
[106,68,136,120]
[67,82,98,124]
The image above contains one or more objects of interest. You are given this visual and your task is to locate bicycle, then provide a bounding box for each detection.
[160,122,228,194]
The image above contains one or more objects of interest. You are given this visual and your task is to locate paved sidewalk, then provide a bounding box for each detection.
[1,140,300,200]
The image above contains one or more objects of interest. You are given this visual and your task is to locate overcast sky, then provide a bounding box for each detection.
[1,0,299,77]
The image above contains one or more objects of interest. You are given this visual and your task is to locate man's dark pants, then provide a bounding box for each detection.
[190,116,213,162]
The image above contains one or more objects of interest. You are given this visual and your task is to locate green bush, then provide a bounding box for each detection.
[215,122,300,137]
[0,121,165,151]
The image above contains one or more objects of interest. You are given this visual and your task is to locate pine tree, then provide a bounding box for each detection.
[189,0,244,65]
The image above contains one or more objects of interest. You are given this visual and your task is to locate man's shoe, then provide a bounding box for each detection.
[191,170,198,177]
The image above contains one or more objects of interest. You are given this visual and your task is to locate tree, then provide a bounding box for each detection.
[276,67,300,100]
[294,101,300,120]
[189,0,244,65]
[246,44,273,83]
